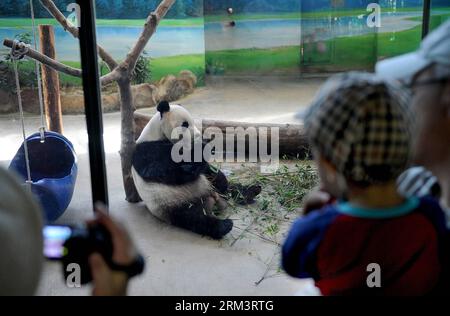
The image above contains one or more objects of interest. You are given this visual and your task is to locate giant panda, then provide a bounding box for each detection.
[132,101,261,239]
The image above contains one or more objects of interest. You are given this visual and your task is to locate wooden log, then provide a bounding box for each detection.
[134,112,310,158]
[39,25,63,134]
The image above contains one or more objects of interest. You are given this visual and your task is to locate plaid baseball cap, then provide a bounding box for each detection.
[304,72,414,186]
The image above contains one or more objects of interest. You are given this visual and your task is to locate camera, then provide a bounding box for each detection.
[43,224,113,284]
[43,224,144,285]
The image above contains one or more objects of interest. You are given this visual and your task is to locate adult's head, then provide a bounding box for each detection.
[0,167,43,295]
[376,20,450,176]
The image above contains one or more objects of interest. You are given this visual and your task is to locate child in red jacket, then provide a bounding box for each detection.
[282,72,449,296]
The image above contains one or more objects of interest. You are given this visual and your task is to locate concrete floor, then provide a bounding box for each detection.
[0,77,323,296]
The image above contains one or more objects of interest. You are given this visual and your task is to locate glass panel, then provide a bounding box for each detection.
[2,0,442,296]
[0,0,92,221]
[300,0,444,71]
[95,0,206,85]
[0,0,90,294]
[204,0,301,76]
[301,0,378,72]
[376,0,423,61]
[430,0,450,31]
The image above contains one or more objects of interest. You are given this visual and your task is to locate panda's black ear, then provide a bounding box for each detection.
[157,101,170,118]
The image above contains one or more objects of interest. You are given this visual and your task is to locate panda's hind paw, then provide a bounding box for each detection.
[229,184,262,205]
[209,218,233,240]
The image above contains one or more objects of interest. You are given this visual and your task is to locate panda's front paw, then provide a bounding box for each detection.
[215,196,229,213]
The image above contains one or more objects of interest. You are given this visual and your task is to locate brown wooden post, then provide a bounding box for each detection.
[39,24,63,133]
[133,112,310,158]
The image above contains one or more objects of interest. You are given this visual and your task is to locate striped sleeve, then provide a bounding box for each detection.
[397,167,440,198]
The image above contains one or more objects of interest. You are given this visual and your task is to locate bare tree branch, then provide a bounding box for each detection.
[121,0,176,75]
[4,39,81,77]
[35,0,177,81]
[39,0,118,70]
[3,39,119,85]
[100,69,121,85]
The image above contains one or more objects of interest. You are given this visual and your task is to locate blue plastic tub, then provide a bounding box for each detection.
[9,131,78,222]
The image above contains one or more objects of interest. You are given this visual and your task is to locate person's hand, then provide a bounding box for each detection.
[303,188,335,215]
[87,203,138,296]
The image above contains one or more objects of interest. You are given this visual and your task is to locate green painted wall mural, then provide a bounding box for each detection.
[204,0,450,75]
[1,0,449,87]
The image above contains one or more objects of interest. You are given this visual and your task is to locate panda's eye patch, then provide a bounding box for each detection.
[181,121,189,128]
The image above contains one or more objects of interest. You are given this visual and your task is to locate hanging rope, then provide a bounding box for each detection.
[11,40,33,185]
[10,40,29,60]
[30,0,46,143]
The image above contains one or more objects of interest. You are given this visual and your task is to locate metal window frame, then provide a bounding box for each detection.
[76,0,109,211]
[422,0,431,39]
